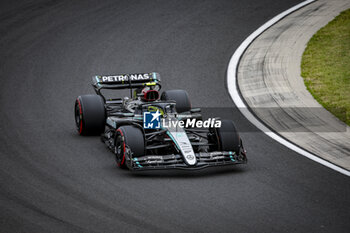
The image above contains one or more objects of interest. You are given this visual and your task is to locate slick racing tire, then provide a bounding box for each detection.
[161,89,191,113]
[213,120,241,155]
[75,95,106,135]
[115,125,145,169]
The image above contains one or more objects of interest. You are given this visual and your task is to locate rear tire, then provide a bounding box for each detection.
[75,95,106,135]
[115,125,145,169]
[161,90,191,113]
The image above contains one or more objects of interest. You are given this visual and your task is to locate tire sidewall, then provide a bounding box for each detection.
[74,95,106,135]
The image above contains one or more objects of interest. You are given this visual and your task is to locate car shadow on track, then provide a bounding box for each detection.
[114,165,247,179]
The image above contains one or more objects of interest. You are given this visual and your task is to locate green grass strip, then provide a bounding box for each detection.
[301,8,350,125]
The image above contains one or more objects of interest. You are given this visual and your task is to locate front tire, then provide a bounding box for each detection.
[211,120,241,155]
[161,90,191,113]
[114,125,145,169]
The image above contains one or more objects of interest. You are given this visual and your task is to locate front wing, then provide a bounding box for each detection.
[126,150,247,171]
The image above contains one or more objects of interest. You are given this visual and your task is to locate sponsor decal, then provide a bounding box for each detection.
[178,140,193,157]
[101,73,150,82]
[145,156,163,160]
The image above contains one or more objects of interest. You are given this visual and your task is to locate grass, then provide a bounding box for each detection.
[301,9,350,125]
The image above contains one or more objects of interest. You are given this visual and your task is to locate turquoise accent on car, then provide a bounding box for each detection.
[229,151,235,162]
[95,76,101,87]
[133,158,143,168]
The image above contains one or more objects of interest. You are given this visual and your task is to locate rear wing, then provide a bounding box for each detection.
[92,72,161,91]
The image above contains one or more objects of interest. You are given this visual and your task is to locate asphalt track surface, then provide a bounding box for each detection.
[0,0,349,232]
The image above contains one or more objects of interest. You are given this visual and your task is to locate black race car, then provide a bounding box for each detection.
[74,72,247,170]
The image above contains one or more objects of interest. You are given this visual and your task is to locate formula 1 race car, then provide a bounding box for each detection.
[74,72,247,170]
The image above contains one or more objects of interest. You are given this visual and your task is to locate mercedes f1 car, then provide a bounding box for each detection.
[74,72,247,170]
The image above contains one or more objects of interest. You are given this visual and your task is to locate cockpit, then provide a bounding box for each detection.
[134,102,177,117]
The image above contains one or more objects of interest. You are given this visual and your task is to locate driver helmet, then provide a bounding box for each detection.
[138,83,160,102]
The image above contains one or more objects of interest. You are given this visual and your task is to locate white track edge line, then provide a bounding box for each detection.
[227,0,350,176]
